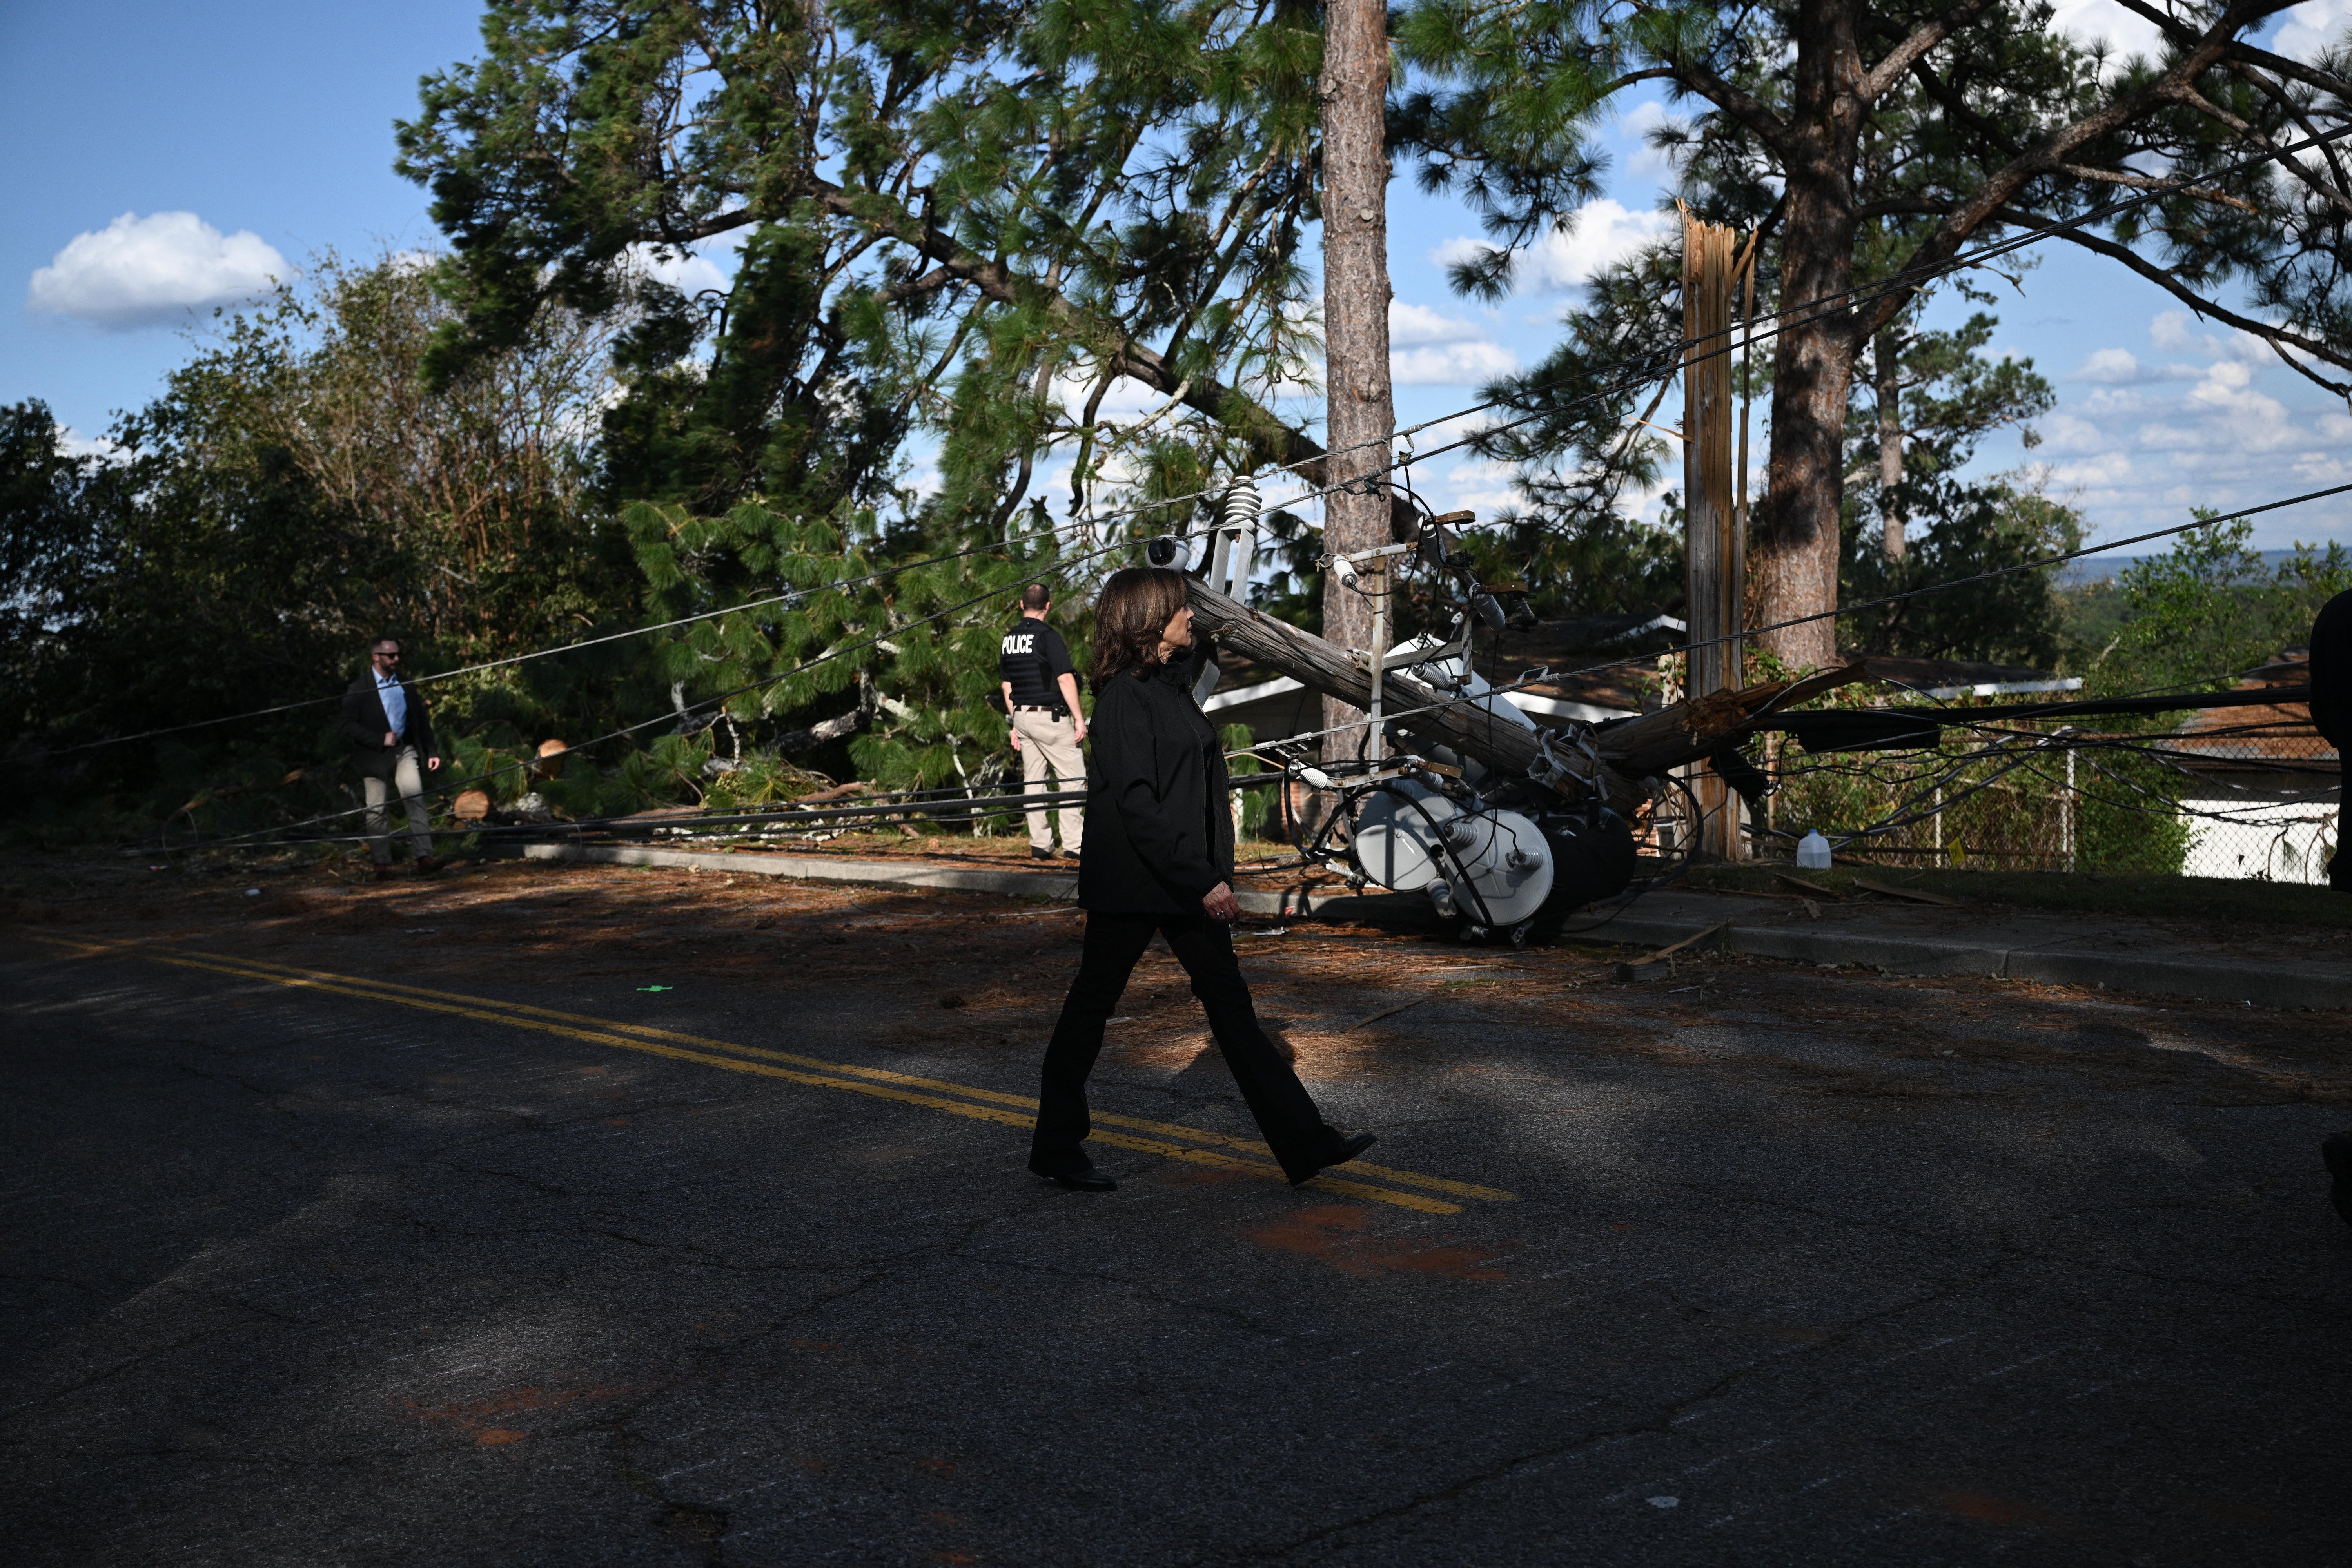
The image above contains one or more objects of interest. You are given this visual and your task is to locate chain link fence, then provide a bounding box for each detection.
[1749,686,2339,882]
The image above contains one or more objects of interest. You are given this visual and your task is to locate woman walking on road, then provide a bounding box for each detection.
[1027,566,1376,1193]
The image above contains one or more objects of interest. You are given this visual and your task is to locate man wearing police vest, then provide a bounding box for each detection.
[1000,583,1086,861]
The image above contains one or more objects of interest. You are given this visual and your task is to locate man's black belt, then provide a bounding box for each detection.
[1013,705,1068,715]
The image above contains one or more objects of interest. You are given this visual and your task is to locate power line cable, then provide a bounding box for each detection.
[1237,478,2352,758]
[42,530,1042,755]
[187,532,1142,854]
[76,115,2352,833]
[57,119,2352,760]
[1207,119,2352,520]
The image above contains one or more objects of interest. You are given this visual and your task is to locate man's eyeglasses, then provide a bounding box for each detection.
[374,650,403,660]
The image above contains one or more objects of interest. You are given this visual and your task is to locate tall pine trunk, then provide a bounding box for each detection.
[1318,0,1394,765]
[1876,331,1905,561]
[1752,0,1866,671]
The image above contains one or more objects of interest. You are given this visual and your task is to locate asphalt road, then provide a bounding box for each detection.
[2,859,2348,1566]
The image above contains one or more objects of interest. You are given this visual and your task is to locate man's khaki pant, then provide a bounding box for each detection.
[1011,708,1084,851]
[363,745,434,864]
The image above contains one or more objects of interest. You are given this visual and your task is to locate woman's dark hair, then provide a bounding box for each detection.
[1091,566,1189,684]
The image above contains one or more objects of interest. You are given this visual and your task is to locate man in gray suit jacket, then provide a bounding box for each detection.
[341,635,444,876]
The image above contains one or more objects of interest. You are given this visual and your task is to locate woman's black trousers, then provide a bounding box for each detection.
[1030,911,1344,1181]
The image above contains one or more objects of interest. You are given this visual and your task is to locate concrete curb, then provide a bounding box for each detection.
[1588,909,2349,1011]
[492,842,2347,1009]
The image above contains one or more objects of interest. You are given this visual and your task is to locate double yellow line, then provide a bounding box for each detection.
[18,934,1515,1216]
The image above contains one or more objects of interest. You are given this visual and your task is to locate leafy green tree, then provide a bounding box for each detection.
[1441,246,1688,619]
[1395,0,2352,667]
[213,249,639,666]
[0,402,101,715]
[0,250,640,832]
[610,492,1112,817]
[0,391,384,771]
[391,0,1481,815]
[393,0,1356,539]
[2095,517,2352,693]
[1836,311,2081,665]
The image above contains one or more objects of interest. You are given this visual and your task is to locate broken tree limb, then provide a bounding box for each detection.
[1181,577,1871,810]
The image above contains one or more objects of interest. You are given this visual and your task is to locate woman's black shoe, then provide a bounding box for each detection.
[1287,1132,1377,1187]
[1035,1165,1117,1191]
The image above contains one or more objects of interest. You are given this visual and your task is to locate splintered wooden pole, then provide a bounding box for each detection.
[1183,573,1871,818]
[1683,211,1744,862]
[1317,0,1395,771]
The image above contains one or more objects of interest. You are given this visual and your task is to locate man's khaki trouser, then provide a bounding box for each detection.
[363,744,434,864]
[1011,708,1084,851]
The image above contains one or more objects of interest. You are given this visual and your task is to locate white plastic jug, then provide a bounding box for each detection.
[1795,831,1831,869]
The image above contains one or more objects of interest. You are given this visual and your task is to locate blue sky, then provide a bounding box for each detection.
[9,0,2352,557]
[1,0,483,437]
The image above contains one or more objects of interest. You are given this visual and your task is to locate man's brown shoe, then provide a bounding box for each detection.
[414,855,445,875]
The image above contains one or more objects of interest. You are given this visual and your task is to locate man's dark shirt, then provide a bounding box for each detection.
[1000,618,1075,712]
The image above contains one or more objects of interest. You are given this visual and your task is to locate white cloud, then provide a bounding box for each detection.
[1387,300,1518,385]
[1388,300,1486,347]
[2148,308,2270,362]
[627,225,754,298]
[2072,347,2141,383]
[2045,0,2170,60]
[2148,309,2203,354]
[2012,312,2352,551]
[1392,340,1519,386]
[1616,100,1681,185]
[2183,358,2298,448]
[1429,458,1521,516]
[1430,198,1672,296]
[2045,450,2139,488]
[626,242,733,298]
[906,449,944,500]
[26,211,287,330]
[2039,410,2109,452]
[1047,365,1180,421]
[54,425,122,462]
[2274,0,2352,62]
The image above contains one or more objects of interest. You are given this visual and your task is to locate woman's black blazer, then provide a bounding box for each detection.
[1077,651,1233,914]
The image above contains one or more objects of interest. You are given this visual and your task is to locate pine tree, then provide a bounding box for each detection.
[1394,0,2352,666]
[394,0,1353,526]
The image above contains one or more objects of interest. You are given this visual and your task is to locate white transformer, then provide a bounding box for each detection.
[1350,780,1555,927]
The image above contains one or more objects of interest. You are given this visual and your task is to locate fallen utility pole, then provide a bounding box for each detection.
[1183,575,1867,812]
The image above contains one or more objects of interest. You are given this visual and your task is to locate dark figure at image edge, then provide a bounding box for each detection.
[1028,566,1376,1193]
[2313,587,2350,895]
[341,636,445,875]
[2310,588,2352,1224]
